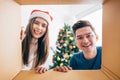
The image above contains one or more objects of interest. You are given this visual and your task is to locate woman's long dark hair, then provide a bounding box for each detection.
[22,17,49,67]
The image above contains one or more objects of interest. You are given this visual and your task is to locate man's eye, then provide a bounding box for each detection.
[86,35,90,38]
[77,37,83,40]
[86,34,93,38]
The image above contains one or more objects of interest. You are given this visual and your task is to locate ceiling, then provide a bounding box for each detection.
[21,4,102,27]
[14,0,104,18]
[19,0,103,28]
[14,0,106,5]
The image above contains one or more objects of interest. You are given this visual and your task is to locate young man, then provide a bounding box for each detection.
[54,20,102,72]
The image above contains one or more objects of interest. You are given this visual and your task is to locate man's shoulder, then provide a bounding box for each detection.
[71,52,82,59]
[96,46,102,57]
[97,46,102,52]
[97,46,102,49]
[70,52,82,62]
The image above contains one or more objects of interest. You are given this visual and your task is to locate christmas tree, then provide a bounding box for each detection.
[50,24,79,69]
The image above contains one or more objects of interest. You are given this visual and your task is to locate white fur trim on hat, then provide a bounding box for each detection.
[29,11,51,24]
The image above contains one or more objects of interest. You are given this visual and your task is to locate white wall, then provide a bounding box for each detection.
[81,9,102,46]
[0,0,21,79]
[21,5,102,68]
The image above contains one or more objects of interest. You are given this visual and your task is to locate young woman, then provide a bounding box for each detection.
[21,9,53,74]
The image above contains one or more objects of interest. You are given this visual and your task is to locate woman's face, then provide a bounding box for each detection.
[31,17,48,39]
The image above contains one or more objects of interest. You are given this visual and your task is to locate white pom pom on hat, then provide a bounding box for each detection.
[29,9,53,24]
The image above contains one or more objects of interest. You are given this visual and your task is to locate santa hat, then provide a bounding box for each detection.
[29,9,53,24]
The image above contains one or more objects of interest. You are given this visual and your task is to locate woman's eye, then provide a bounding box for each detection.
[34,21,39,25]
[42,23,47,28]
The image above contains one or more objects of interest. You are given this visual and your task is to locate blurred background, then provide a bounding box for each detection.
[21,4,102,68]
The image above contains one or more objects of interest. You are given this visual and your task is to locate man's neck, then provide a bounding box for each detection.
[83,48,97,60]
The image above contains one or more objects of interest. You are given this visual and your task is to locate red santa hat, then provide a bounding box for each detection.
[29,9,53,24]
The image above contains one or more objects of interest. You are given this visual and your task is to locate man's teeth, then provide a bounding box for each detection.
[83,45,90,47]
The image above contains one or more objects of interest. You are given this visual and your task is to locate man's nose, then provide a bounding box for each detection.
[82,37,89,43]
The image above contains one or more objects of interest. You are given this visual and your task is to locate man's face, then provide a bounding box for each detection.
[75,26,98,53]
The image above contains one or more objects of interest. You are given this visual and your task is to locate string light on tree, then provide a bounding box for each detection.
[50,24,79,69]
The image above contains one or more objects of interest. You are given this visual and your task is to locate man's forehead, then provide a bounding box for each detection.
[75,27,93,35]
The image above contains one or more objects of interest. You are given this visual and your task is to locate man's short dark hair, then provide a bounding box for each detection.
[72,20,96,35]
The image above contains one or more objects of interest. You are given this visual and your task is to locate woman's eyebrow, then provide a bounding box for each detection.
[34,20,40,23]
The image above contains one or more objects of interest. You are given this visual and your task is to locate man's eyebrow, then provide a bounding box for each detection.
[76,35,82,38]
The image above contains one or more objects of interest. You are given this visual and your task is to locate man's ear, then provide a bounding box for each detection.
[75,37,78,46]
[96,34,99,41]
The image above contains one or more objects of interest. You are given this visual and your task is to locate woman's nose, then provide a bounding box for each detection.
[38,25,43,30]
